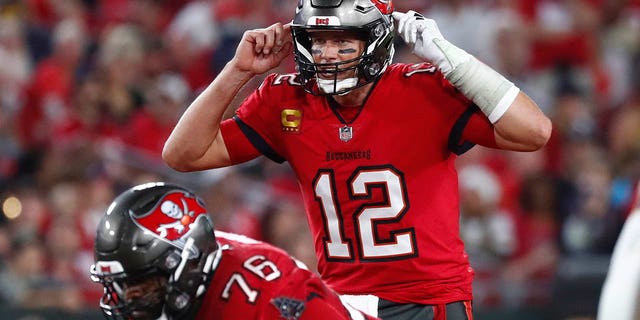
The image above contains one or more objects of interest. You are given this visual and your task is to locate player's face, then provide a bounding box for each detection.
[121,275,167,319]
[310,30,364,80]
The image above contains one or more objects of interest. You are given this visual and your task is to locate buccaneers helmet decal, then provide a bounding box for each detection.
[132,191,207,240]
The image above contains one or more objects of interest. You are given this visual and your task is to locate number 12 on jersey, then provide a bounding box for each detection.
[313,166,418,262]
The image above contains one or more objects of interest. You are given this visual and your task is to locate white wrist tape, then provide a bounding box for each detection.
[434,38,519,123]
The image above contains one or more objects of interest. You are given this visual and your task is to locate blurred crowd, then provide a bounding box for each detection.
[0,0,639,316]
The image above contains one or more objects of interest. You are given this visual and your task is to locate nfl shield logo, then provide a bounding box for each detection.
[339,126,353,142]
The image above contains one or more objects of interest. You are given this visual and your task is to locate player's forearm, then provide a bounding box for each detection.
[163,62,253,171]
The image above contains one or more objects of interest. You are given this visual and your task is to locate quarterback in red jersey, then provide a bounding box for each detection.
[90,182,377,320]
[163,0,551,319]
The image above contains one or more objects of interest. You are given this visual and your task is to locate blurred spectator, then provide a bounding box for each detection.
[17,18,88,151]
[502,174,561,307]
[124,73,190,157]
[518,0,600,69]
[0,17,31,115]
[0,237,47,306]
[559,144,622,255]
[198,169,263,240]
[604,99,640,216]
[96,23,145,127]
[165,0,218,91]
[459,164,516,307]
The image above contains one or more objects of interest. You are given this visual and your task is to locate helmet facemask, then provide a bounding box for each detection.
[90,265,168,320]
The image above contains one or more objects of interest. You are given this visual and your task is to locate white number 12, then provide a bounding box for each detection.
[313,167,417,261]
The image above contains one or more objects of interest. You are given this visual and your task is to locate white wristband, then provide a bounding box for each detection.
[489,86,519,123]
[444,53,519,123]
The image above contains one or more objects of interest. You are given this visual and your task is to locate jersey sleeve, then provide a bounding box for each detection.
[403,63,484,155]
[461,111,499,149]
[220,118,262,164]
[407,63,493,155]
[232,74,288,163]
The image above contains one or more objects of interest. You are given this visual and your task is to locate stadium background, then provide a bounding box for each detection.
[0,0,638,319]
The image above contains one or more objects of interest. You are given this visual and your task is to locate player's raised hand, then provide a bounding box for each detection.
[231,22,293,75]
[391,11,470,75]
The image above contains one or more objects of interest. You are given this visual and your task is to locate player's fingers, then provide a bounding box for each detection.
[282,23,293,42]
[272,23,287,54]
[253,31,266,54]
[274,23,283,44]
[398,10,419,37]
[410,21,418,43]
[396,12,409,35]
[394,11,405,34]
[263,27,276,55]
[402,16,416,43]
[391,11,405,22]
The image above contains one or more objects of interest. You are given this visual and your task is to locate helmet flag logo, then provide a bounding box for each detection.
[131,192,208,242]
[372,0,393,15]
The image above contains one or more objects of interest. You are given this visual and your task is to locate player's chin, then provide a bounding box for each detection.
[129,309,158,320]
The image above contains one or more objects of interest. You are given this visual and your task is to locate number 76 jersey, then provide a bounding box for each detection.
[228,63,477,304]
[197,231,378,320]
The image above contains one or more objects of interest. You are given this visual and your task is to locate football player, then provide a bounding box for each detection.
[162,0,551,319]
[597,182,640,320]
[90,182,378,320]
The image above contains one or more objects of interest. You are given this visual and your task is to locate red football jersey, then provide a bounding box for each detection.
[197,231,378,320]
[225,63,483,304]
